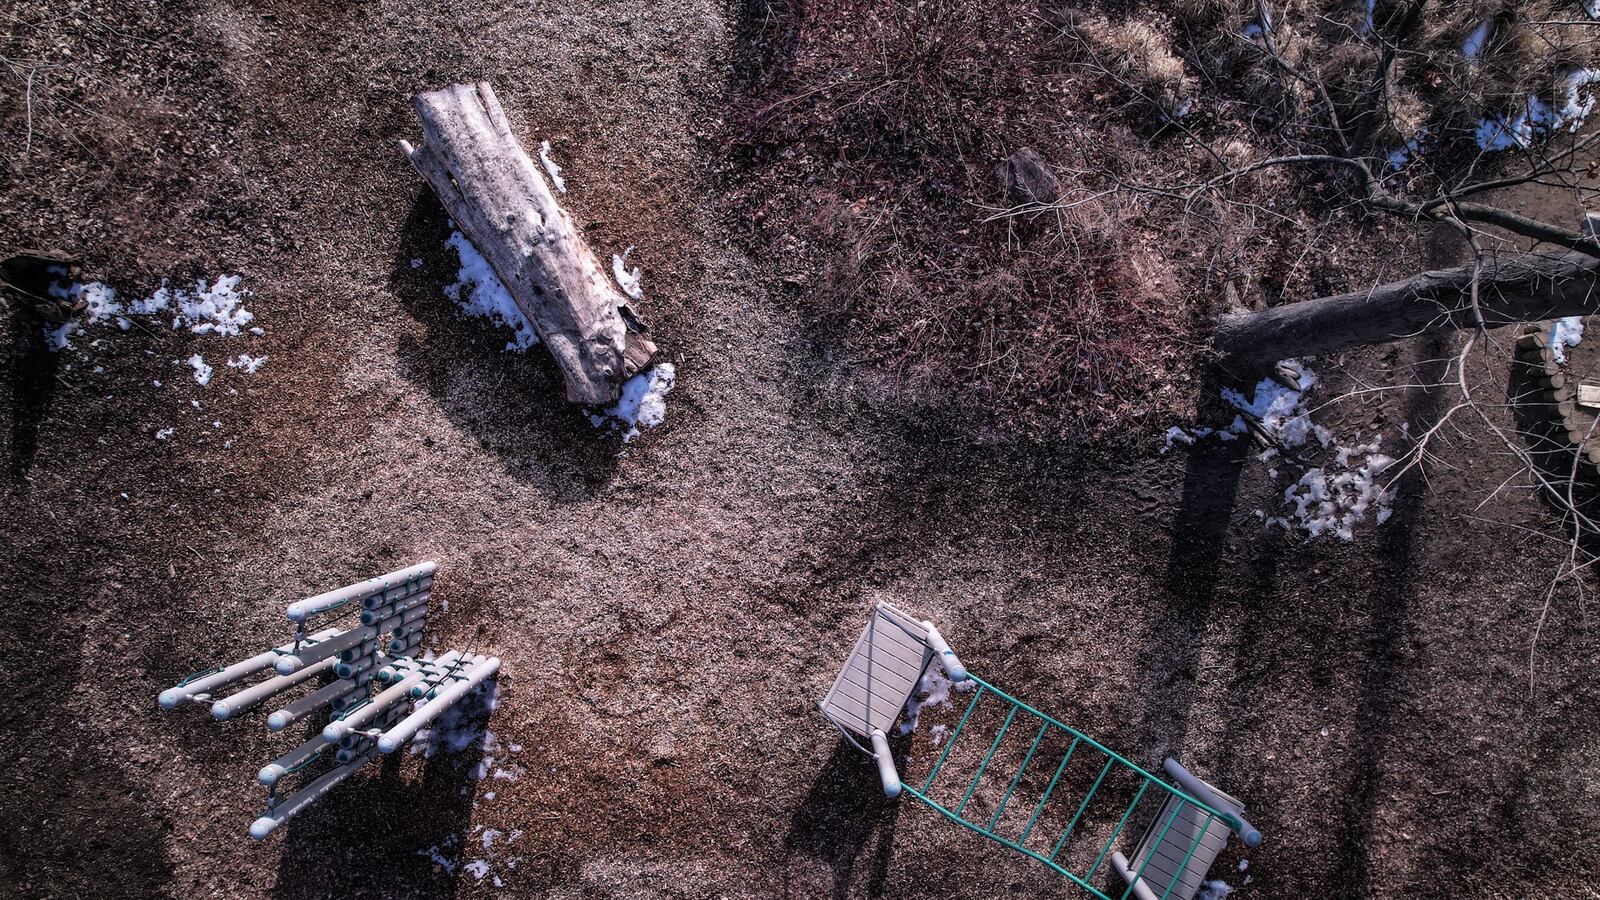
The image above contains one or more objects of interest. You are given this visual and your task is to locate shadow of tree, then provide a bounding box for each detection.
[6,282,61,487]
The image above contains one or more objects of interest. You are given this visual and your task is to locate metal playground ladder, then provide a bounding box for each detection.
[819,603,1261,900]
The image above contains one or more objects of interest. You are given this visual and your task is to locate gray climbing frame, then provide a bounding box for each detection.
[819,602,1260,900]
[159,561,501,839]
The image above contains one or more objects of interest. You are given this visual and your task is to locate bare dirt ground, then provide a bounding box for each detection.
[3,2,1600,899]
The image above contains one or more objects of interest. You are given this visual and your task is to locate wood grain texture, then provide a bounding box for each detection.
[401,82,655,405]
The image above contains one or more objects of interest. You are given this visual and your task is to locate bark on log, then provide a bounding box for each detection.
[1213,250,1600,370]
[399,82,654,405]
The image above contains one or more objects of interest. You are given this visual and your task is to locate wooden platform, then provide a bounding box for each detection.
[819,603,934,737]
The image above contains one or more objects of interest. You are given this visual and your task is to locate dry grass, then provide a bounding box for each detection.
[727,0,1204,438]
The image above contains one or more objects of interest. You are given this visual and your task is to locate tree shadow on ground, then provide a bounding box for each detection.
[782,737,903,900]
[1327,337,1447,896]
[1128,369,1252,762]
[386,191,621,503]
[6,292,60,487]
[269,679,498,900]
[0,560,173,899]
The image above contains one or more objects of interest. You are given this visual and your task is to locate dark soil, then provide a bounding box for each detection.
[2,2,1598,899]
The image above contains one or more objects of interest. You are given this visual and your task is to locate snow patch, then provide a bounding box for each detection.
[172,275,254,335]
[1197,880,1233,900]
[40,273,260,352]
[443,231,540,351]
[594,363,676,441]
[1477,70,1600,152]
[1462,20,1492,61]
[1166,360,1397,541]
[1551,316,1585,364]
[184,354,214,386]
[539,140,567,193]
[227,354,268,374]
[611,246,643,300]
[898,667,978,735]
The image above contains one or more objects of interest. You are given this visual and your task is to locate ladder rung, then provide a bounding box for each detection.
[1051,754,1115,862]
[1159,812,1215,900]
[1087,780,1149,880]
[988,719,1050,832]
[923,684,985,793]
[1020,735,1079,845]
[957,704,1019,819]
[1122,798,1185,900]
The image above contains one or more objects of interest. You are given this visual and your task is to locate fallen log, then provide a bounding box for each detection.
[399,82,654,405]
[1212,249,1600,371]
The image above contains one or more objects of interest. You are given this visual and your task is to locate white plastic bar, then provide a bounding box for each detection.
[358,579,432,612]
[359,593,428,626]
[395,604,429,633]
[923,621,968,682]
[249,752,373,839]
[334,655,377,680]
[386,631,424,655]
[359,591,430,625]
[322,671,428,743]
[258,732,329,786]
[378,650,456,685]
[267,677,363,732]
[211,656,339,720]
[870,729,901,798]
[285,561,437,623]
[274,626,375,675]
[159,650,277,710]
[408,653,478,697]
[377,657,500,753]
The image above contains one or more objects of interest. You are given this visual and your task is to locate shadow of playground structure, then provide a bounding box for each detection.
[270,682,497,900]
[783,737,903,900]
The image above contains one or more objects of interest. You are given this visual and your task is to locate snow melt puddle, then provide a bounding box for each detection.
[1165,359,1397,541]
[443,231,541,351]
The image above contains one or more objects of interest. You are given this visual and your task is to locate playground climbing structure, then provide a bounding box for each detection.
[159,561,501,839]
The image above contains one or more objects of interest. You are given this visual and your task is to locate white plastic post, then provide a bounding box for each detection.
[159,650,278,710]
[321,670,427,744]
[267,677,364,732]
[273,626,375,675]
[285,561,437,623]
[869,729,901,798]
[211,655,339,720]
[923,621,968,682]
[249,752,373,839]
[377,657,500,753]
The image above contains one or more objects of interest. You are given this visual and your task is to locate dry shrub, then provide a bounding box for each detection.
[1076,15,1197,119]
[727,0,1200,436]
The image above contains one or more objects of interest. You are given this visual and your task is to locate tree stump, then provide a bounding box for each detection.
[399,82,655,405]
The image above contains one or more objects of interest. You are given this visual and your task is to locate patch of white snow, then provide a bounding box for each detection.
[443,231,540,351]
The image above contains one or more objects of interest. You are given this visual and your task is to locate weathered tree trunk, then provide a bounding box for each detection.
[1213,250,1600,370]
[399,82,654,405]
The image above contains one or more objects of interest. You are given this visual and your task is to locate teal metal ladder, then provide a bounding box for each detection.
[898,675,1257,900]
